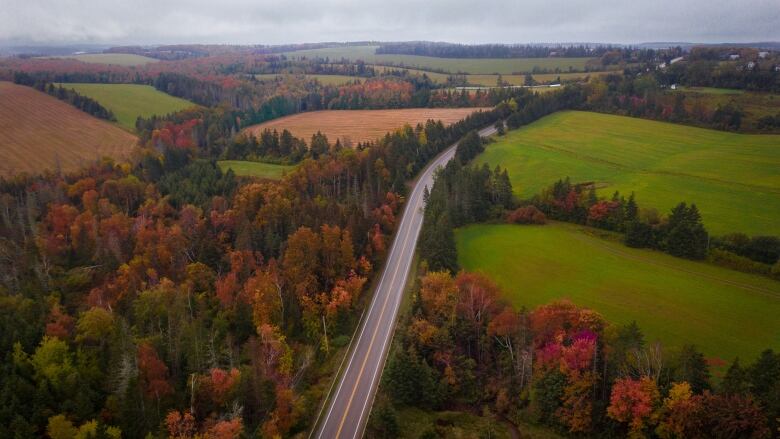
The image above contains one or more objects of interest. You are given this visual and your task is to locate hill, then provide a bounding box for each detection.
[474,111,780,236]
[57,83,197,131]
[0,81,137,177]
[456,222,780,363]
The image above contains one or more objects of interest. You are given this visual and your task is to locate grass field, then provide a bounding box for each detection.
[0,81,137,177]
[255,73,364,86]
[668,88,780,132]
[474,111,780,236]
[217,160,295,179]
[675,86,745,95]
[57,83,196,131]
[245,108,490,145]
[466,71,614,86]
[48,53,158,66]
[456,222,780,363]
[283,45,597,75]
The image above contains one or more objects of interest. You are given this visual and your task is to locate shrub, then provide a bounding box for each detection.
[507,205,547,225]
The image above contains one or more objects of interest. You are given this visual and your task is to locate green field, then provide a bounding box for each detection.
[474,111,780,236]
[456,223,780,363]
[255,73,364,86]
[466,71,614,86]
[49,53,158,66]
[218,160,295,179]
[675,86,745,95]
[283,45,597,74]
[57,83,196,131]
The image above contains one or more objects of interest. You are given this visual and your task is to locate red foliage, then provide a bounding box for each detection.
[166,410,196,439]
[138,343,173,400]
[607,376,660,435]
[45,302,74,339]
[507,205,547,224]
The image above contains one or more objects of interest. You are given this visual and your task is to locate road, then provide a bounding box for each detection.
[314,125,498,439]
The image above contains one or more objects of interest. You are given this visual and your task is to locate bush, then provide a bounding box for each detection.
[708,249,772,276]
[507,205,547,225]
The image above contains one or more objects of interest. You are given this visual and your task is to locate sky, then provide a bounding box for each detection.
[1,0,779,46]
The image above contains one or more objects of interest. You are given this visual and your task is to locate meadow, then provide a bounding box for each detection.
[47,53,158,66]
[57,83,196,131]
[474,111,780,235]
[466,70,615,86]
[254,73,364,86]
[0,81,137,177]
[217,160,295,179]
[456,222,780,363]
[245,108,489,145]
[283,45,597,74]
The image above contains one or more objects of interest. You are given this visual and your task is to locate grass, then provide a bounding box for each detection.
[0,81,137,178]
[217,160,295,179]
[676,86,745,95]
[456,222,780,363]
[474,111,780,236]
[56,83,196,131]
[254,73,364,86]
[392,407,512,439]
[467,71,615,86]
[48,53,158,66]
[245,108,489,145]
[283,45,598,75]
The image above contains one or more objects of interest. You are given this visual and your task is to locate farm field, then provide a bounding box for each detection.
[46,53,158,66]
[675,86,745,95]
[666,88,780,131]
[474,111,780,235]
[466,70,614,86]
[245,108,490,145]
[57,83,196,131]
[456,222,780,363]
[217,160,295,179]
[0,81,137,177]
[254,73,364,86]
[283,45,598,74]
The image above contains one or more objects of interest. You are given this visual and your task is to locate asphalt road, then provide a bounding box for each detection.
[314,125,498,439]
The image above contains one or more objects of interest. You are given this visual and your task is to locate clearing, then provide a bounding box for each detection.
[245,108,490,145]
[254,74,364,86]
[474,111,780,236]
[0,81,137,177]
[57,83,196,131]
[217,160,295,179]
[283,45,598,75]
[456,222,780,363]
[47,53,158,66]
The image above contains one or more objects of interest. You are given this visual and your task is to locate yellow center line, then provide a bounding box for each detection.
[333,186,422,438]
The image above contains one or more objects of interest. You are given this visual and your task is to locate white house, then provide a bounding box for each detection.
[729,54,740,60]
[758,51,769,59]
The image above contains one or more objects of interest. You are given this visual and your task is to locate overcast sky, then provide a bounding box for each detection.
[2,0,779,46]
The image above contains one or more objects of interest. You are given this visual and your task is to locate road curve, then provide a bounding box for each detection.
[314,125,498,439]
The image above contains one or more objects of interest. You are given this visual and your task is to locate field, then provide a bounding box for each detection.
[0,81,137,177]
[675,86,745,95]
[466,70,615,86]
[474,111,780,236]
[254,73,365,86]
[58,83,196,131]
[47,53,158,66]
[245,108,490,145]
[283,45,597,75]
[456,222,780,363]
[217,160,295,179]
[668,88,780,131]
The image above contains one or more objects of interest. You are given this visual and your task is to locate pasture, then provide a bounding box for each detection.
[466,70,615,86]
[254,74,364,86]
[0,81,137,177]
[48,53,158,66]
[245,108,490,145]
[474,111,780,235]
[456,222,780,363]
[283,45,597,75]
[57,83,196,131]
[217,160,295,179]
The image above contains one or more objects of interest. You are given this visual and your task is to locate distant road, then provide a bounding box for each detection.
[314,125,498,439]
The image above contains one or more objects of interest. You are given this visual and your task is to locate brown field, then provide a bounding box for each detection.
[245,108,491,145]
[0,82,137,177]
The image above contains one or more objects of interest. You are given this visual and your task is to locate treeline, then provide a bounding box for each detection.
[376,270,780,438]
[531,178,780,276]
[376,42,621,58]
[12,73,117,121]
[658,60,780,93]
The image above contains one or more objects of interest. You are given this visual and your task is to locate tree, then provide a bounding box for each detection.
[607,376,660,438]
[663,203,708,259]
[137,343,173,401]
[47,414,78,439]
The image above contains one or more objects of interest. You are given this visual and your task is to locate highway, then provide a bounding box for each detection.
[314,125,498,439]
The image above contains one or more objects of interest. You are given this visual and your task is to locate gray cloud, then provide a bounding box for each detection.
[1,0,778,45]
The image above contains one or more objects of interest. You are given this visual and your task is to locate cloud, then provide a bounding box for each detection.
[1,0,778,45]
